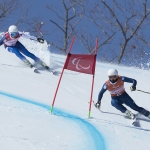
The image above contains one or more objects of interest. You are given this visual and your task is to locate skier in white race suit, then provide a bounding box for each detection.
[0,25,49,69]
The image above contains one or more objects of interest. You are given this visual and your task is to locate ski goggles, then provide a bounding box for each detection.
[109,75,118,79]
[10,32,18,37]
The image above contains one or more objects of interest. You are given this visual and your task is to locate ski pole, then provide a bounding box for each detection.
[136,89,150,94]
[38,22,44,38]
[88,100,101,109]
[37,22,45,43]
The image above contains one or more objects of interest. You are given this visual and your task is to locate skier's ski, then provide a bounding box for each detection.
[31,65,58,75]
[41,66,53,73]
[92,100,141,127]
[42,66,59,75]
[132,113,140,127]
[49,68,59,75]
[31,67,40,73]
[34,68,40,73]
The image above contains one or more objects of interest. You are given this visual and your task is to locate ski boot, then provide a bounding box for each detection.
[125,110,135,119]
[23,59,33,68]
[39,60,50,70]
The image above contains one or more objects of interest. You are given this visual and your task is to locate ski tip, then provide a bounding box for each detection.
[52,71,61,76]
[34,69,40,73]
[132,121,140,127]
[45,66,50,70]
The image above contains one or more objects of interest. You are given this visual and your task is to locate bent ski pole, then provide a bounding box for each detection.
[36,22,45,43]
[136,89,150,94]
[38,22,44,38]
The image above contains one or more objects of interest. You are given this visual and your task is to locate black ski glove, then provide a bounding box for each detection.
[95,101,101,109]
[130,85,136,91]
[37,38,44,44]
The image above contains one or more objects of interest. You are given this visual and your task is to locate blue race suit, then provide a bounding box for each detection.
[98,76,150,117]
[0,32,40,62]
[6,41,40,62]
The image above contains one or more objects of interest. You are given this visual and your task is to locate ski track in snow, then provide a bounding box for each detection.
[1,34,150,150]
[0,90,106,150]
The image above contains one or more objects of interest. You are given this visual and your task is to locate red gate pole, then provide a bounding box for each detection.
[88,38,98,118]
[50,36,76,113]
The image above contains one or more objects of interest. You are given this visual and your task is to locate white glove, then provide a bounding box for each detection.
[95,102,101,109]
[130,85,136,91]
[37,38,44,44]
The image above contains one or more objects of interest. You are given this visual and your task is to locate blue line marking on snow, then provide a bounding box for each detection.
[0,91,106,150]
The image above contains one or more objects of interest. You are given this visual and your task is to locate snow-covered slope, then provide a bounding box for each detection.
[0,34,150,150]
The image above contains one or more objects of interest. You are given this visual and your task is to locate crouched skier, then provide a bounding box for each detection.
[0,25,49,69]
[95,68,150,119]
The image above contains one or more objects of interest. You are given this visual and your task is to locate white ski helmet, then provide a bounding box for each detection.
[8,25,18,34]
[107,68,118,76]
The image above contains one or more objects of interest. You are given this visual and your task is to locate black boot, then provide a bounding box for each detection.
[24,59,33,68]
[40,60,49,70]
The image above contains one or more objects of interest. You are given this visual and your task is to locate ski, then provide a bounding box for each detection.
[91,100,141,127]
[33,68,40,73]
[35,65,59,75]
[132,113,140,127]
[31,67,40,73]
[42,66,59,75]
[49,68,58,75]
[41,66,53,73]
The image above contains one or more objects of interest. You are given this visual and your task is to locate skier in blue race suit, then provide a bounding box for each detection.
[95,68,150,119]
[0,25,49,69]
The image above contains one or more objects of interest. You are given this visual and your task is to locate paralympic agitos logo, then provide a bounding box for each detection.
[72,57,90,70]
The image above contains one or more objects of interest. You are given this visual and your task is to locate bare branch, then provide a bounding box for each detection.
[128,3,150,41]
[0,0,19,19]
[102,1,126,37]
[96,32,116,52]
[135,33,150,47]
[47,0,84,54]
[50,20,65,33]
[46,5,66,22]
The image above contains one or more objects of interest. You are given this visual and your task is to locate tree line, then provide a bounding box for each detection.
[1,0,150,68]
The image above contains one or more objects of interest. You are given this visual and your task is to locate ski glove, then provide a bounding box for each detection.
[37,38,44,44]
[130,85,136,91]
[95,101,101,109]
